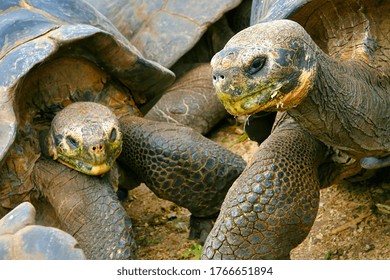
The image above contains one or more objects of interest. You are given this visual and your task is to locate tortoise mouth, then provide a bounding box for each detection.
[54,139,122,176]
[216,83,287,116]
[57,156,114,176]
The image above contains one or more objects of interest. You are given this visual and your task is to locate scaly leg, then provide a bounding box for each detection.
[118,116,246,240]
[32,159,137,259]
[202,115,326,259]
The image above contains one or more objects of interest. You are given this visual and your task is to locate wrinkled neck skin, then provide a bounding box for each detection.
[288,50,390,159]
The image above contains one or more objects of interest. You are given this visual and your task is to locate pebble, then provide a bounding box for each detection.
[364,244,375,252]
[315,233,323,240]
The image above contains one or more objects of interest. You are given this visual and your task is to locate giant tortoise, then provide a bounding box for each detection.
[202,0,389,259]
[85,0,252,135]
[0,0,245,259]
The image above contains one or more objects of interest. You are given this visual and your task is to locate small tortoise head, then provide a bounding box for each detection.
[211,19,317,116]
[48,102,122,176]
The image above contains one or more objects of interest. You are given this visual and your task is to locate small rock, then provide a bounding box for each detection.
[315,233,323,240]
[364,244,375,252]
[174,221,188,231]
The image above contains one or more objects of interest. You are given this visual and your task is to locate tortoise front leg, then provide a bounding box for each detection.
[118,116,246,240]
[32,159,137,259]
[202,115,327,259]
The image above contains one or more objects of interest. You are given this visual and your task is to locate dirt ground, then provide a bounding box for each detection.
[124,118,390,260]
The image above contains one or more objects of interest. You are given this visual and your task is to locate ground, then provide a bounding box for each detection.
[124,118,390,260]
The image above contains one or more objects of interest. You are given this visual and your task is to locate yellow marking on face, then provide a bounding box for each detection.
[88,163,112,175]
[279,69,314,108]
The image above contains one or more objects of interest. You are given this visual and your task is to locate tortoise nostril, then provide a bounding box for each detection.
[212,72,227,83]
[91,143,105,154]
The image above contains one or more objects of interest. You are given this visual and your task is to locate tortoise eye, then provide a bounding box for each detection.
[248,57,266,75]
[66,135,79,150]
[109,128,117,142]
[54,134,64,147]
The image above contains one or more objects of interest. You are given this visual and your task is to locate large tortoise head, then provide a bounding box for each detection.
[211,20,317,116]
[212,0,389,118]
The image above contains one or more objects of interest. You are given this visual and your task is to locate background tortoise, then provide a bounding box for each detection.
[85,0,253,135]
[0,202,85,259]
[202,0,389,259]
[0,0,245,259]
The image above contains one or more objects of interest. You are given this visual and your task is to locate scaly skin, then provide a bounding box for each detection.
[32,159,137,260]
[118,115,246,218]
[202,114,326,259]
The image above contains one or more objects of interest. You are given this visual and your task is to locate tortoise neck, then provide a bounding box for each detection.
[288,52,390,157]
[38,129,54,159]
